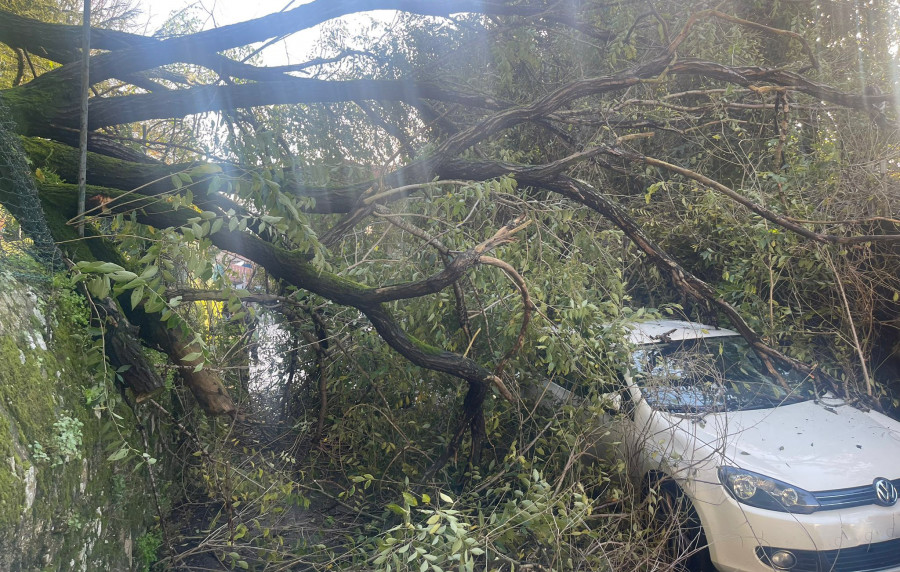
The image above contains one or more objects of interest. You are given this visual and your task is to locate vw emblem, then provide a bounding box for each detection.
[873,478,899,507]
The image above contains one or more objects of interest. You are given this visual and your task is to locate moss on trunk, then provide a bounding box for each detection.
[1,77,76,137]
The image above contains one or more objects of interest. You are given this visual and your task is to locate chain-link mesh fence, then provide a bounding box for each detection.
[0,93,62,281]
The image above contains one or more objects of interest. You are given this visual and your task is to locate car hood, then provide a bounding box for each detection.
[683,399,900,491]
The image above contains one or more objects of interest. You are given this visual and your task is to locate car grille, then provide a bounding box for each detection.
[813,478,900,510]
[757,538,900,571]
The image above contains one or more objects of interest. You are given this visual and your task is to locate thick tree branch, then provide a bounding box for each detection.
[426,159,844,394]
[0,9,306,88]
[669,60,894,110]
[31,134,898,250]
[372,206,529,386]
[29,0,546,88]
[0,10,157,63]
[82,79,505,131]
[372,205,475,347]
[42,182,517,400]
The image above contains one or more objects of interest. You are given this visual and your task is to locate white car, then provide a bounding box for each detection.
[543,319,900,572]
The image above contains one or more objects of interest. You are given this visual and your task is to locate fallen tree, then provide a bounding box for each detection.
[1,0,898,465]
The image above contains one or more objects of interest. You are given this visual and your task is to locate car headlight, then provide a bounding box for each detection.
[718,466,820,514]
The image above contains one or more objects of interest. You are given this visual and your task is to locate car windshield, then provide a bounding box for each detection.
[631,336,817,413]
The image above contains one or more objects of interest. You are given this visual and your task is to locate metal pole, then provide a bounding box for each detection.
[77,0,91,237]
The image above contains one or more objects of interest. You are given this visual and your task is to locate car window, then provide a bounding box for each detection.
[631,336,816,413]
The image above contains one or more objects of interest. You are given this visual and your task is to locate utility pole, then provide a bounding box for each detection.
[77,0,91,237]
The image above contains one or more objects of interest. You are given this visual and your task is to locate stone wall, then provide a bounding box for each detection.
[0,271,168,571]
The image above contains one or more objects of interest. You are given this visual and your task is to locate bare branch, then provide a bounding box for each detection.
[480,255,534,377]
[165,289,284,305]
[601,145,900,244]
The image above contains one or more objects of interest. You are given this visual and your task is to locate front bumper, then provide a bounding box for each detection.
[691,480,900,572]
[755,540,900,571]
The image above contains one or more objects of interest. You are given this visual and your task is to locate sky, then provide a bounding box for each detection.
[134,0,383,67]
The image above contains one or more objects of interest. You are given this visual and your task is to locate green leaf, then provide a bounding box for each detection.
[109,270,138,283]
[386,503,407,516]
[107,447,129,461]
[92,262,126,274]
[140,266,159,280]
[118,277,144,290]
[131,285,144,310]
[87,276,110,299]
[170,174,183,189]
[144,297,164,313]
[182,352,202,362]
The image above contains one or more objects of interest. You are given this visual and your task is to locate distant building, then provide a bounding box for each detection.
[216,252,254,288]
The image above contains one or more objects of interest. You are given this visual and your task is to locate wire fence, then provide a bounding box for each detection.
[0,94,62,282]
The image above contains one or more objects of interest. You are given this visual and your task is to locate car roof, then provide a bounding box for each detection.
[626,319,740,345]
